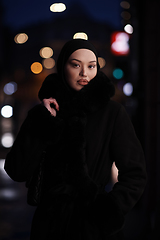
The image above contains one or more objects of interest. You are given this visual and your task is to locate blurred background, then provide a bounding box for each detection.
[0,0,160,239]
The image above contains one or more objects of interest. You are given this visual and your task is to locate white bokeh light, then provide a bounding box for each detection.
[124,24,133,34]
[123,82,133,96]
[1,105,13,118]
[0,189,19,199]
[0,159,13,181]
[73,32,88,40]
[39,47,53,59]
[50,3,66,12]
[14,33,28,44]
[1,133,14,148]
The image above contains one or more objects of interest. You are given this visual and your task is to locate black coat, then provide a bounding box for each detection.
[4,72,147,240]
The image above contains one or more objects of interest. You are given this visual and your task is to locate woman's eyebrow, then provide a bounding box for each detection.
[70,58,97,63]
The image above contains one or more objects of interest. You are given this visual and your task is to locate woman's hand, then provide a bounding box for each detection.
[42,98,59,117]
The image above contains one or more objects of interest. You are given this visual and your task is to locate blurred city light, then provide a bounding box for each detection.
[39,47,53,58]
[3,82,17,95]
[1,133,14,148]
[73,32,88,40]
[1,118,12,131]
[0,159,13,181]
[31,62,43,74]
[98,57,106,69]
[1,105,13,118]
[121,11,131,20]
[124,24,133,34]
[0,189,19,199]
[113,68,124,79]
[111,32,130,55]
[14,33,28,44]
[120,1,130,9]
[123,82,133,96]
[42,58,55,69]
[50,3,66,12]
[0,159,5,170]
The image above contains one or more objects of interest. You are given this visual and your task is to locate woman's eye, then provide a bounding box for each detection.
[71,63,80,68]
[89,65,96,69]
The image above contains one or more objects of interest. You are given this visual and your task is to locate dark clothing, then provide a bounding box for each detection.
[4,72,147,239]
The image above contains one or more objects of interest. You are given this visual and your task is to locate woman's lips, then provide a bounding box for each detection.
[77,79,88,86]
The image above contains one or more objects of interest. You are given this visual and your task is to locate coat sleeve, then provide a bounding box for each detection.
[108,104,147,215]
[4,104,65,182]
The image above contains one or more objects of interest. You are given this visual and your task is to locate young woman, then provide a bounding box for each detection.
[4,39,147,240]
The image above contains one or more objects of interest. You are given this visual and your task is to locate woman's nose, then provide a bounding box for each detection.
[80,66,87,76]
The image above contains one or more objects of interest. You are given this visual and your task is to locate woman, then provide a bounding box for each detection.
[4,39,147,240]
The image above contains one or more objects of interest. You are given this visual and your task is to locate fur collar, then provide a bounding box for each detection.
[38,71,115,118]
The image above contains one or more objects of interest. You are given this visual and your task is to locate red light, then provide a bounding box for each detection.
[111,32,130,56]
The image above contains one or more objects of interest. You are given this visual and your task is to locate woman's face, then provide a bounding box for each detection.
[64,49,97,91]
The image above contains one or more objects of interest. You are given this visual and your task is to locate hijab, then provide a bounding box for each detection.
[56,38,100,85]
[38,39,115,102]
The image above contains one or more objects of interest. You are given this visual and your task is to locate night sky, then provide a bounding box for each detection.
[0,0,122,31]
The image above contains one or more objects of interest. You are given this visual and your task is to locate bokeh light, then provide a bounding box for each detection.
[98,57,106,69]
[14,33,28,44]
[1,105,13,118]
[123,82,133,96]
[31,62,43,74]
[50,3,66,12]
[1,133,14,148]
[111,32,130,55]
[73,32,88,40]
[42,58,55,69]
[124,24,133,34]
[121,11,131,20]
[39,47,53,58]
[0,189,19,199]
[120,1,130,9]
[3,82,17,95]
[0,159,13,181]
[113,68,124,79]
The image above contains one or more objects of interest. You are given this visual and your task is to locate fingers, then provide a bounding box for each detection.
[50,98,59,111]
[50,109,57,117]
[47,105,56,117]
[42,98,59,117]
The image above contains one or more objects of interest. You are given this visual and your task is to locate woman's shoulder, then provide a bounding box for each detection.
[27,104,52,123]
[106,100,124,112]
[28,103,46,114]
[101,100,129,122]
[38,73,63,101]
[108,100,122,107]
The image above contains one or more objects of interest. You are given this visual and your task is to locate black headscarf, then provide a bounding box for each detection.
[56,38,100,84]
[38,39,115,101]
